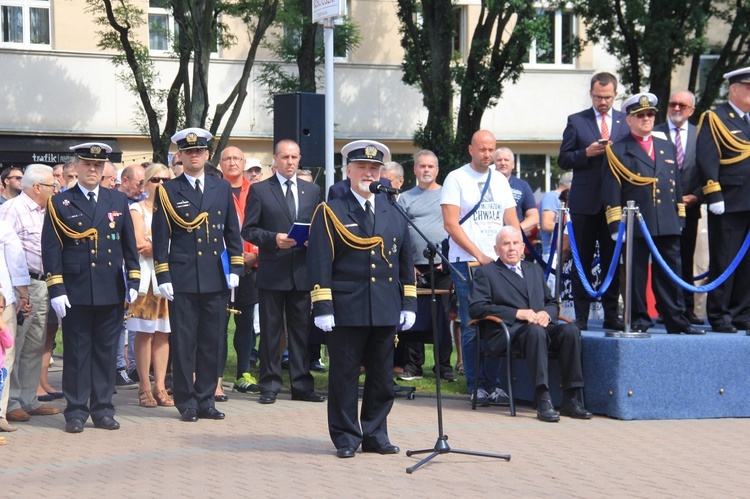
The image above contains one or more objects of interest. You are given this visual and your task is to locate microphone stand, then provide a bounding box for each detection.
[383,193,511,474]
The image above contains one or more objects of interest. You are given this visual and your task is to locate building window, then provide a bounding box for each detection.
[148,0,175,53]
[527,10,575,67]
[1,0,50,47]
[285,1,351,61]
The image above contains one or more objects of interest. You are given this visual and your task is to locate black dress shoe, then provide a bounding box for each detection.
[732,321,750,331]
[685,311,704,325]
[310,360,327,372]
[363,443,400,455]
[712,323,737,333]
[65,418,85,433]
[603,318,625,331]
[291,391,326,402]
[536,398,560,423]
[181,408,199,422]
[258,392,277,404]
[198,407,225,420]
[630,323,651,333]
[214,394,229,402]
[336,447,356,458]
[559,398,593,419]
[670,326,705,335]
[94,416,120,430]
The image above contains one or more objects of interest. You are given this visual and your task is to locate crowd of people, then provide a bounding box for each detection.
[1,65,749,451]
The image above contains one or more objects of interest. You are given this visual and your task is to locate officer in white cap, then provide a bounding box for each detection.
[602,93,701,335]
[695,67,750,332]
[151,127,244,422]
[307,139,417,458]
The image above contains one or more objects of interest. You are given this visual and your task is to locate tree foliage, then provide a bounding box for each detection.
[86,0,279,162]
[397,0,551,172]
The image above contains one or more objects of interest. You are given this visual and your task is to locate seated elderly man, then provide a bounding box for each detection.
[468,226,592,422]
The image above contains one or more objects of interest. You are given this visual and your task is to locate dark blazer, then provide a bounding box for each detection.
[327,177,391,201]
[308,191,416,327]
[559,107,630,215]
[654,120,701,219]
[42,185,139,305]
[696,102,750,212]
[242,174,320,291]
[468,259,558,335]
[152,174,244,293]
[602,133,684,237]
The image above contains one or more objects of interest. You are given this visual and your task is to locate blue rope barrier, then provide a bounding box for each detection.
[543,227,559,279]
[693,270,709,282]
[639,219,750,293]
[567,220,625,298]
[522,230,547,267]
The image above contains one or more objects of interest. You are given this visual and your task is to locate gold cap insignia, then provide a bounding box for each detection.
[90,145,102,155]
[186,133,198,144]
[365,145,377,158]
[639,95,650,107]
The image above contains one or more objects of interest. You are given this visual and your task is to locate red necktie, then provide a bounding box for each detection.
[600,113,610,140]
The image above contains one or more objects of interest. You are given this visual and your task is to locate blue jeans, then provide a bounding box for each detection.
[116,323,127,370]
[231,304,256,378]
[449,261,500,393]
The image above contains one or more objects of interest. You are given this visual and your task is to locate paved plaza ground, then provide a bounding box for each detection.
[4,360,748,498]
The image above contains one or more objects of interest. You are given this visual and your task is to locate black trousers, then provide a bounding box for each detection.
[62,303,122,423]
[257,288,314,395]
[680,209,700,313]
[707,211,750,326]
[512,322,583,392]
[327,325,395,451]
[169,290,227,413]
[570,210,621,323]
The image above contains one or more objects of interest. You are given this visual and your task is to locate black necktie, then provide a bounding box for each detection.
[744,114,750,126]
[285,179,296,221]
[195,178,203,197]
[88,191,96,208]
[365,200,375,235]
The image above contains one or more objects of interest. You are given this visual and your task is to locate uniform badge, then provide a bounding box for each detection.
[186,132,198,144]
[729,112,736,118]
[365,145,378,158]
[110,222,116,229]
[90,145,102,155]
[63,199,70,206]
[638,95,650,107]
[392,243,397,253]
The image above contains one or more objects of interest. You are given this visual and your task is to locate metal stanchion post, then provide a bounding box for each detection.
[606,200,650,338]
[553,203,567,302]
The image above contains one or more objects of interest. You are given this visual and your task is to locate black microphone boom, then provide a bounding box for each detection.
[369,181,400,195]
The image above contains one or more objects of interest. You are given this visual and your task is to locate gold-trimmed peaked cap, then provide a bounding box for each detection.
[724,67,750,85]
[171,127,212,151]
[341,140,390,165]
[622,92,658,115]
[69,142,112,162]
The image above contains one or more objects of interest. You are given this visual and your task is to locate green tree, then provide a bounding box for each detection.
[87,0,279,162]
[397,1,551,171]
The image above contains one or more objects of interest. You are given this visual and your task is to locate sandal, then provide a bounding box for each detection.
[456,362,465,376]
[153,389,174,406]
[139,389,157,408]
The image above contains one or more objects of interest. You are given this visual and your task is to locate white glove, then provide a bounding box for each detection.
[314,314,335,332]
[228,273,239,289]
[127,288,138,304]
[158,283,174,301]
[51,295,71,320]
[709,201,725,215]
[400,310,416,331]
[611,232,625,243]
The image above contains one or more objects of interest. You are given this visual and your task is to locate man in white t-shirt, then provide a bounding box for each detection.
[441,129,519,407]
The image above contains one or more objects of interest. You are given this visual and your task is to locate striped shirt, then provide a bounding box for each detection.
[0,191,45,274]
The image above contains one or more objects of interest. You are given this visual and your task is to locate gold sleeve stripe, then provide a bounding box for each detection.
[403,284,417,298]
[46,275,63,287]
[230,256,244,265]
[605,205,623,224]
[702,180,721,195]
[310,285,332,303]
[128,270,141,279]
[677,203,686,217]
[154,263,169,273]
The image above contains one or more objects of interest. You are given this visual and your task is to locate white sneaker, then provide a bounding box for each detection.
[469,388,490,407]
[488,387,510,406]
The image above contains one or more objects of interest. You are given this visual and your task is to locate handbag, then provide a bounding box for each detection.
[441,168,492,258]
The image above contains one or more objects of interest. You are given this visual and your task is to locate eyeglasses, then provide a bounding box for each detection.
[7,175,22,181]
[101,175,115,181]
[592,95,615,102]
[37,183,57,190]
[149,177,170,183]
[668,102,692,109]
[220,156,245,163]
[633,111,656,119]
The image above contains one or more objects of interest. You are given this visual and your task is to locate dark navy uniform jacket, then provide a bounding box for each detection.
[696,103,750,212]
[42,185,140,305]
[307,191,417,327]
[602,133,685,237]
[152,174,243,293]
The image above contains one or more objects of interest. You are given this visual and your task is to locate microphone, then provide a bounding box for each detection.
[369,181,399,195]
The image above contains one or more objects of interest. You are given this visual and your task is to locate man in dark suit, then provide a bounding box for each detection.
[308,140,417,458]
[602,93,702,335]
[559,72,629,330]
[242,139,324,405]
[654,90,703,325]
[152,128,244,422]
[696,67,750,333]
[42,142,140,433]
[468,226,591,423]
